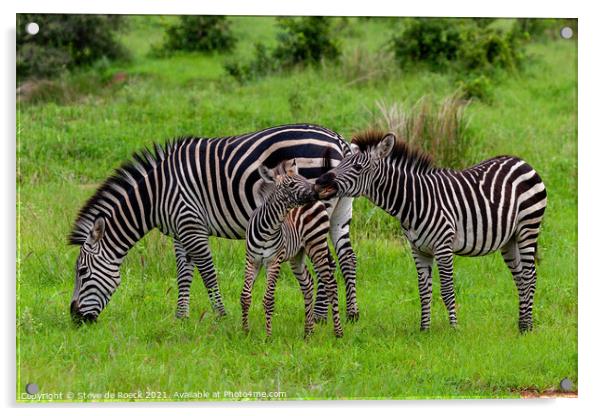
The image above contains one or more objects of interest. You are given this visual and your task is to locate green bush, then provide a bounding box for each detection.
[457,75,493,103]
[159,15,236,54]
[272,17,341,67]
[512,18,577,41]
[458,26,525,72]
[224,16,341,83]
[17,14,128,82]
[390,18,525,73]
[224,43,276,83]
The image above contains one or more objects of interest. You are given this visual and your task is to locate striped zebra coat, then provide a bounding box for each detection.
[241,160,342,338]
[68,124,358,323]
[315,130,547,332]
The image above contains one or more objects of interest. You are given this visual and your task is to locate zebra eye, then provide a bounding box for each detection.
[78,266,89,276]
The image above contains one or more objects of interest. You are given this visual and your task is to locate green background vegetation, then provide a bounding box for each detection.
[17,16,577,401]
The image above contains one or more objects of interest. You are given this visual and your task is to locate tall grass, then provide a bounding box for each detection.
[367,92,473,168]
[338,47,397,87]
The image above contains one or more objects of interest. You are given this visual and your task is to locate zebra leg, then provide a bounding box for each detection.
[290,253,315,338]
[174,239,194,318]
[263,257,283,338]
[180,231,227,317]
[241,257,261,333]
[307,244,343,338]
[503,234,538,333]
[435,247,457,328]
[412,246,434,331]
[313,279,328,324]
[329,197,359,322]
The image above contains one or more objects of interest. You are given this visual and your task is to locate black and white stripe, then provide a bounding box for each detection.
[241,160,342,338]
[315,131,547,332]
[68,124,358,323]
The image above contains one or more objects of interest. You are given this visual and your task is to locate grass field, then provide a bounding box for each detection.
[16,16,577,401]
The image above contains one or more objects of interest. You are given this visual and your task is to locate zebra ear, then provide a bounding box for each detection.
[350,143,360,155]
[285,159,298,177]
[89,217,105,244]
[373,133,396,159]
[258,164,275,183]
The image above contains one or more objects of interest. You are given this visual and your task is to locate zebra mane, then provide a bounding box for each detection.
[352,129,434,171]
[68,137,194,245]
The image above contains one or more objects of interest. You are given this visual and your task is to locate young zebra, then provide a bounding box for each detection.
[242,160,343,338]
[68,124,359,324]
[315,131,547,332]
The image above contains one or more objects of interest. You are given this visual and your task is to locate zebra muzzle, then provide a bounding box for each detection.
[70,300,97,325]
[315,172,338,199]
[314,183,337,200]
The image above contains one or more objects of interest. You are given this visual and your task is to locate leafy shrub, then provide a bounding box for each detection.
[159,15,236,54]
[368,92,473,168]
[272,17,341,67]
[391,18,464,69]
[224,43,276,83]
[17,14,128,82]
[224,16,341,83]
[512,18,577,41]
[390,18,525,73]
[458,26,525,73]
[457,75,493,103]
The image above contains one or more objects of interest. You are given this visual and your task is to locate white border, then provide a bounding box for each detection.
[3,1,600,415]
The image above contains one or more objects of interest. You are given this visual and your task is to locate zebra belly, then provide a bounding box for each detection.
[451,226,514,257]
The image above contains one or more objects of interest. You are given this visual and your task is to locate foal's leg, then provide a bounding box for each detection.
[263,257,283,337]
[241,256,261,333]
[290,253,315,338]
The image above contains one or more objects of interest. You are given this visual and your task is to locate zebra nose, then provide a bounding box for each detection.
[316,172,336,186]
[70,300,83,323]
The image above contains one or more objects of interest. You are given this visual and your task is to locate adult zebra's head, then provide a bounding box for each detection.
[315,131,396,199]
[257,159,319,208]
[70,217,122,325]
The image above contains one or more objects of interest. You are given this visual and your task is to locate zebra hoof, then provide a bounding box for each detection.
[420,326,430,332]
[176,310,190,319]
[314,314,328,325]
[346,311,360,323]
[303,330,314,340]
[334,330,343,338]
[519,324,533,333]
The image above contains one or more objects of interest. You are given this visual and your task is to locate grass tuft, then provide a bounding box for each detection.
[368,91,473,168]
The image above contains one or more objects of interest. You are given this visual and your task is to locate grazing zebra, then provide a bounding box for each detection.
[242,160,342,338]
[315,130,547,332]
[68,124,359,323]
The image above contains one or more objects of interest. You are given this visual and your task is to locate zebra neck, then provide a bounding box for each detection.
[96,165,171,262]
[366,159,435,229]
[253,196,290,241]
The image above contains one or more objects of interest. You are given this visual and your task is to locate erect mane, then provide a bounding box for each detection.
[351,129,434,171]
[68,137,195,245]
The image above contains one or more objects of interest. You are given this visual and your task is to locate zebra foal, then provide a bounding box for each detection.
[315,130,547,332]
[242,160,343,338]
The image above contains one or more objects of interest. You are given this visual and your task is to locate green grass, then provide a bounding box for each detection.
[16,16,577,401]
